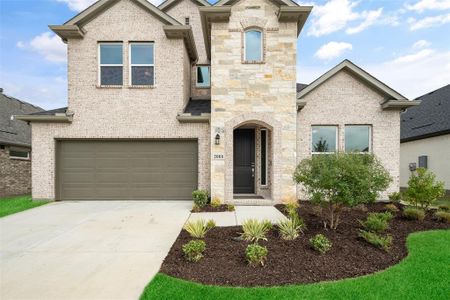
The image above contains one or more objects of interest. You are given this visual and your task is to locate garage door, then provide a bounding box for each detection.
[56,140,198,200]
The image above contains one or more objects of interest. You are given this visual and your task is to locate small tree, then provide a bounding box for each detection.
[404,168,444,210]
[294,153,391,230]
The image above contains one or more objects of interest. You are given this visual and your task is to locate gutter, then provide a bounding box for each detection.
[14,113,73,123]
[176,113,210,123]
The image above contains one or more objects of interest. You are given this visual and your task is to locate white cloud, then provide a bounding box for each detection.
[56,0,96,12]
[18,32,67,63]
[413,39,431,49]
[57,0,164,11]
[405,0,450,13]
[307,0,385,37]
[393,48,435,63]
[408,13,450,30]
[346,8,383,34]
[314,42,353,60]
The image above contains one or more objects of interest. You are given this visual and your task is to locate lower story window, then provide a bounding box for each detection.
[345,125,371,152]
[261,129,267,185]
[312,126,337,153]
[9,148,30,160]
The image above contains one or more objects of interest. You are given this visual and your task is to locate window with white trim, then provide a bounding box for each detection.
[345,125,371,153]
[311,126,338,154]
[260,128,268,186]
[9,148,30,160]
[244,29,263,62]
[196,66,210,87]
[130,42,155,86]
[99,43,123,85]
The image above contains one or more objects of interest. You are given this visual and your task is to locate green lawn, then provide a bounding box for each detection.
[0,195,48,217]
[435,195,450,207]
[141,229,450,300]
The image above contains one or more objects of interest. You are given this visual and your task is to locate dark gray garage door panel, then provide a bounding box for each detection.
[57,140,198,200]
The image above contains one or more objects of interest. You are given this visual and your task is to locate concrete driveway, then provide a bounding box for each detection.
[0,201,191,300]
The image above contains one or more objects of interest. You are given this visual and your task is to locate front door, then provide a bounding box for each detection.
[233,129,255,194]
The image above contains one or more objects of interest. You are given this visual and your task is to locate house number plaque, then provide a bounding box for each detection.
[213,153,224,160]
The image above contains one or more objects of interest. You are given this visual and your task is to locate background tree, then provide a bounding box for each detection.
[294,153,392,229]
[313,138,329,152]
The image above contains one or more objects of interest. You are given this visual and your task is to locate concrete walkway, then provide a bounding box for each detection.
[188,205,287,226]
[0,201,191,300]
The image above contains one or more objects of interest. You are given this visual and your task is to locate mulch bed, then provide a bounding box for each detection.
[161,201,449,287]
[191,204,230,213]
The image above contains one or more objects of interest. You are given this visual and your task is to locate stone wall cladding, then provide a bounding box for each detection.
[31,0,210,200]
[0,147,31,197]
[210,0,298,203]
[297,70,401,200]
[165,0,211,98]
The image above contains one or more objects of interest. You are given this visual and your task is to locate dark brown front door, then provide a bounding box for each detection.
[233,129,255,194]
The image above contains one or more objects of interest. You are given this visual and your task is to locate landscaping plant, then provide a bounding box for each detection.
[359,212,393,233]
[294,153,391,229]
[182,240,206,262]
[211,197,221,208]
[358,230,392,251]
[227,204,235,212]
[184,219,215,239]
[192,190,209,208]
[435,211,450,223]
[388,192,402,203]
[404,168,444,210]
[309,234,332,254]
[277,217,305,240]
[438,204,450,212]
[245,243,268,267]
[403,207,425,221]
[384,203,399,213]
[240,219,272,243]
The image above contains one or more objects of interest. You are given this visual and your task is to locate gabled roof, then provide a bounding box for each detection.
[63,0,180,27]
[158,0,211,11]
[401,84,450,142]
[214,0,298,7]
[298,60,406,100]
[0,89,43,147]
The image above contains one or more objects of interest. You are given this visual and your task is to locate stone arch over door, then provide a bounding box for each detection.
[224,112,282,203]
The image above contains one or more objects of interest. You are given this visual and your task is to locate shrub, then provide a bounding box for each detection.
[309,234,332,254]
[403,207,425,221]
[384,203,399,213]
[435,211,450,223]
[184,219,215,239]
[246,243,268,267]
[438,204,450,212]
[359,212,393,233]
[182,240,206,262]
[294,153,391,229]
[191,204,201,213]
[388,192,402,203]
[240,219,272,243]
[358,230,392,251]
[211,197,221,208]
[227,204,235,212]
[277,217,305,240]
[404,168,445,210]
[192,190,209,208]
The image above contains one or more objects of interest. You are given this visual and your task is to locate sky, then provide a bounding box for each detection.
[0,0,450,109]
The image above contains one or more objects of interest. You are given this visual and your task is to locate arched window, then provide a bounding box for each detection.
[244,29,263,62]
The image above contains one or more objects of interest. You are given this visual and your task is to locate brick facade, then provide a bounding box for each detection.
[0,147,31,197]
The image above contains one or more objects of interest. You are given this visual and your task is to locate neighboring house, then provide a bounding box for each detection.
[15,0,418,202]
[400,84,450,193]
[0,88,43,197]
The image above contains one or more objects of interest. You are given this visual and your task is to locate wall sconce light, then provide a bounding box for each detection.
[215,134,220,145]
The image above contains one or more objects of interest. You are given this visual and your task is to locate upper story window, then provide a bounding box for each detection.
[244,29,263,62]
[99,43,123,85]
[312,126,338,154]
[130,42,155,86]
[345,125,371,153]
[196,66,210,88]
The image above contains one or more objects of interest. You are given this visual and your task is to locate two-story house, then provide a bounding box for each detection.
[16,0,419,203]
